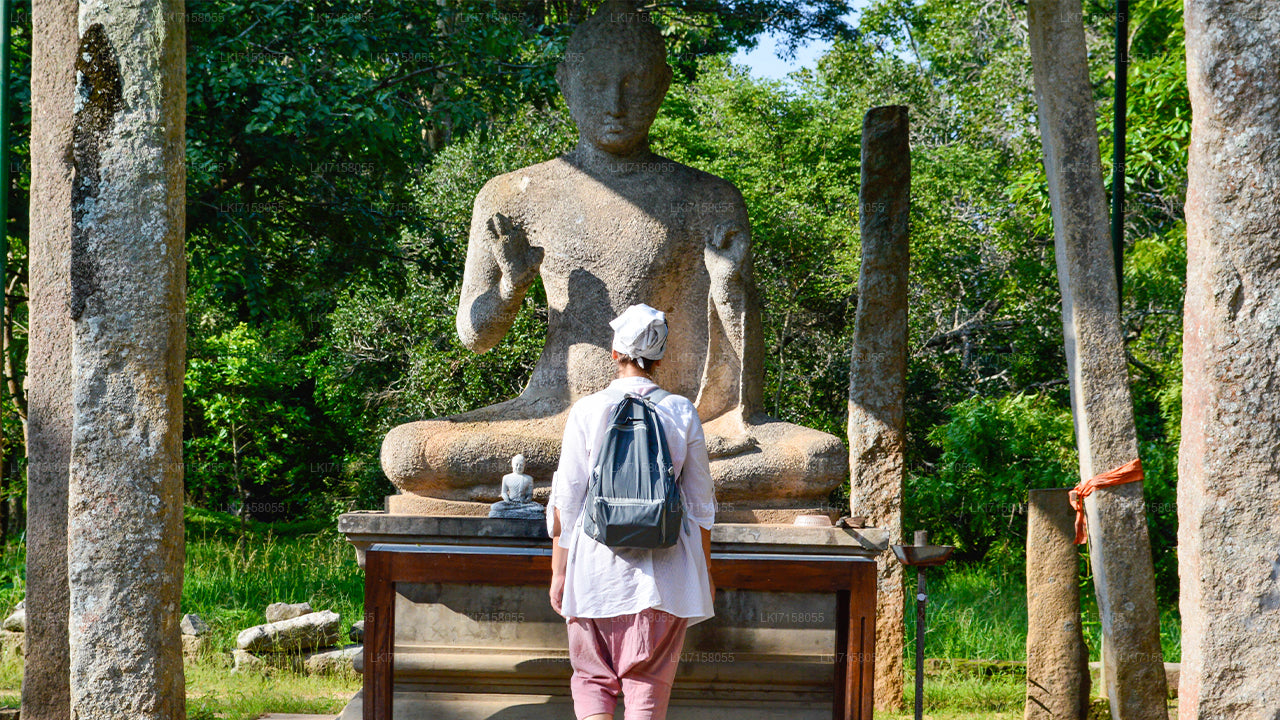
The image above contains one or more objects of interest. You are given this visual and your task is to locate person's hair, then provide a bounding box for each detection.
[618,353,659,373]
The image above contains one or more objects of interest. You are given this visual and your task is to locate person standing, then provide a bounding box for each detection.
[549,304,717,720]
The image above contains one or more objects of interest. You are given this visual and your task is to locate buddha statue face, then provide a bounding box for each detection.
[556,10,673,156]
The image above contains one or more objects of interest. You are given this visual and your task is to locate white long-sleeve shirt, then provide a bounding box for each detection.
[549,376,717,625]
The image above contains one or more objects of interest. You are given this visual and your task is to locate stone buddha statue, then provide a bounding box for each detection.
[380,0,847,519]
[488,454,544,520]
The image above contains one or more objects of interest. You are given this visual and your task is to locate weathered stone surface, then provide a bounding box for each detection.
[349,620,365,644]
[237,610,342,654]
[305,644,362,675]
[181,613,210,637]
[1026,489,1089,720]
[265,602,314,624]
[231,649,265,674]
[1026,1,1167,717]
[0,629,23,657]
[1180,2,1280,717]
[2,605,24,632]
[64,2,188,718]
[847,104,910,712]
[181,634,210,660]
[1088,663,1179,700]
[25,0,77,716]
[379,0,846,510]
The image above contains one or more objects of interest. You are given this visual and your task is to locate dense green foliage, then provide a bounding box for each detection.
[2,0,1189,606]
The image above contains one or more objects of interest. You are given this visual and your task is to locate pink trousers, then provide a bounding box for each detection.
[566,608,689,720]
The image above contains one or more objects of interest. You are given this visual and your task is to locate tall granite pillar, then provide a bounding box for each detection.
[848,105,910,712]
[24,0,78,717]
[1179,2,1280,717]
[1026,2,1167,718]
[1026,489,1090,720]
[65,2,187,718]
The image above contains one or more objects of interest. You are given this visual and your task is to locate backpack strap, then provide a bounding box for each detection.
[646,389,671,405]
[602,388,629,404]
[602,387,670,406]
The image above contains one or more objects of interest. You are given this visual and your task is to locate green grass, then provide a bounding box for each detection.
[909,563,1029,662]
[901,562,1182,665]
[184,657,356,720]
[182,506,365,655]
[0,540,22,631]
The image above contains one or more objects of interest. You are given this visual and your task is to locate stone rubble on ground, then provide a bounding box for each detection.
[0,630,22,657]
[304,644,362,675]
[181,634,210,660]
[179,601,362,676]
[2,602,23,632]
[265,601,314,623]
[180,613,209,637]
[237,609,341,654]
[231,648,265,674]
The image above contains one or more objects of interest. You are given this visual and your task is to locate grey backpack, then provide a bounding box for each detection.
[582,389,685,549]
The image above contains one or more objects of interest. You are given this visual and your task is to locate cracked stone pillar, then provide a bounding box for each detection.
[65,2,187,719]
[1026,2,1167,718]
[1179,2,1280,717]
[848,104,910,712]
[1026,488,1090,720]
[23,0,78,717]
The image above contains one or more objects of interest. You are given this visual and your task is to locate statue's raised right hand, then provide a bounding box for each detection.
[485,212,543,301]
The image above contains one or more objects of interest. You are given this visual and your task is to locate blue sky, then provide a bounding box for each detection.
[732,33,833,80]
[731,1,869,81]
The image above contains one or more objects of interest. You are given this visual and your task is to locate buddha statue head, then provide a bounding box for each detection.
[556,0,673,157]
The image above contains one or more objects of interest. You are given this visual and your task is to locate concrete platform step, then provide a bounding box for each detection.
[338,690,833,720]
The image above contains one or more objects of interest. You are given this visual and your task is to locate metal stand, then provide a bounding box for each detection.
[892,529,954,720]
[915,548,927,720]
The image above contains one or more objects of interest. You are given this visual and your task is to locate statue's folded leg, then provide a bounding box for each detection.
[381,411,570,503]
[704,414,848,510]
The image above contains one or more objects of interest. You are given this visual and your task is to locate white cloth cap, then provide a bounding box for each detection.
[609,304,668,360]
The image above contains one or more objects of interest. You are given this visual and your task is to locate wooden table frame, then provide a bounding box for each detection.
[362,543,877,720]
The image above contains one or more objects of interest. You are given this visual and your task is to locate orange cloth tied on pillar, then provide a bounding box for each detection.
[1067,458,1144,545]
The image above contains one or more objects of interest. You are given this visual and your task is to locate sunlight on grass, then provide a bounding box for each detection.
[905,563,1029,662]
[184,656,357,720]
[872,670,1024,719]
[182,507,365,655]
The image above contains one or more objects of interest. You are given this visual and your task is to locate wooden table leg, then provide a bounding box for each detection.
[851,562,878,720]
[834,587,851,720]
[364,551,395,720]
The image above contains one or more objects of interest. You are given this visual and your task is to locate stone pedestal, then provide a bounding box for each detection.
[337,513,886,719]
[385,492,842,525]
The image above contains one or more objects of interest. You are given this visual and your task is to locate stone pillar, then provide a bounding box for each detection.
[847,104,910,712]
[23,0,78,717]
[1026,2,1167,718]
[1179,2,1280,717]
[65,2,187,718]
[1026,489,1090,720]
